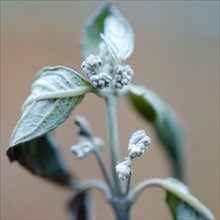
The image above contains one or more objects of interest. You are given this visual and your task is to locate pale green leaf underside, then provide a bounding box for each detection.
[10,66,92,147]
[101,12,134,62]
[161,178,215,220]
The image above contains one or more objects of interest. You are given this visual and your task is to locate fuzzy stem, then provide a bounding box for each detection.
[93,148,115,194]
[125,173,132,196]
[105,95,122,195]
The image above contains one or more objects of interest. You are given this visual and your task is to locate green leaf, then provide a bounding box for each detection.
[9,66,92,147]
[160,178,215,220]
[100,7,134,63]
[7,133,71,186]
[81,2,134,62]
[127,85,185,180]
[68,191,90,220]
[81,2,113,58]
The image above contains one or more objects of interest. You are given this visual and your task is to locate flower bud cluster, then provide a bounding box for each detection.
[113,65,133,89]
[81,55,133,90]
[81,55,112,89]
[70,115,104,159]
[71,137,103,160]
[71,139,93,159]
[115,130,151,180]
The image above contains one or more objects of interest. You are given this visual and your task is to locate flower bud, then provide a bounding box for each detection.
[128,130,151,159]
[115,158,131,180]
[81,55,103,78]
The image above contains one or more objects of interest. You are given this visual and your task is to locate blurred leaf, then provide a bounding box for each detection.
[81,2,134,62]
[160,178,215,220]
[9,66,91,147]
[127,85,185,180]
[69,191,90,220]
[7,133,71,186]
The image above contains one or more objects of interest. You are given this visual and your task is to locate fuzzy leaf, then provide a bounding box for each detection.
[69,191,90,220]
[160,178,215,220]
[80,2,113,58]
[81,2,134,62]
[9,66,92,147]
[127,85,185,180]
[100,8,134,63]
[7,133,71,186]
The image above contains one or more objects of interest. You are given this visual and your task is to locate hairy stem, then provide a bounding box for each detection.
[105,95,122,195]
[125,173,132,196]
[93,148,115,194]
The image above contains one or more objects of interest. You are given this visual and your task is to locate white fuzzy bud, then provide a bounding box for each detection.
[82,55,113,89]
[115,158,132,180]
[81,55,103,78]
[113,64,133,89]
[90,72,112,89]
[128,130,151,159]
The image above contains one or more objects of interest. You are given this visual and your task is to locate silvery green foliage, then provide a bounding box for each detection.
[131,178,215,220]
[10,66,92,147]
[100,10,134,63]
[81,3,134,62]
[6,2,215,220]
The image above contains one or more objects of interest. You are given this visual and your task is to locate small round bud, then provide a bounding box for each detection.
[113,64,134,89]
[115,159,131,180]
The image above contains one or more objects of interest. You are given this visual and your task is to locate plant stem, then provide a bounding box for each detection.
[125,173,132,196]
[105,94,122,195]
[112,200,131,220]
[93,148,115,194]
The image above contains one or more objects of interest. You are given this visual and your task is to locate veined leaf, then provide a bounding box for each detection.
[161,178,215,220]
[101,8,134,63]
[132,178,215,220]
[7,133,71,186]
[81,2,134,62]
[80,2,113,58]
[9,66,92,147]
[127,85,185,180]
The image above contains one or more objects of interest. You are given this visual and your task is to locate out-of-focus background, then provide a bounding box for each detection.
[1,1,219,219]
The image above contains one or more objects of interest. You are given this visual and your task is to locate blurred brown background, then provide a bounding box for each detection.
[1,1,219,219]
